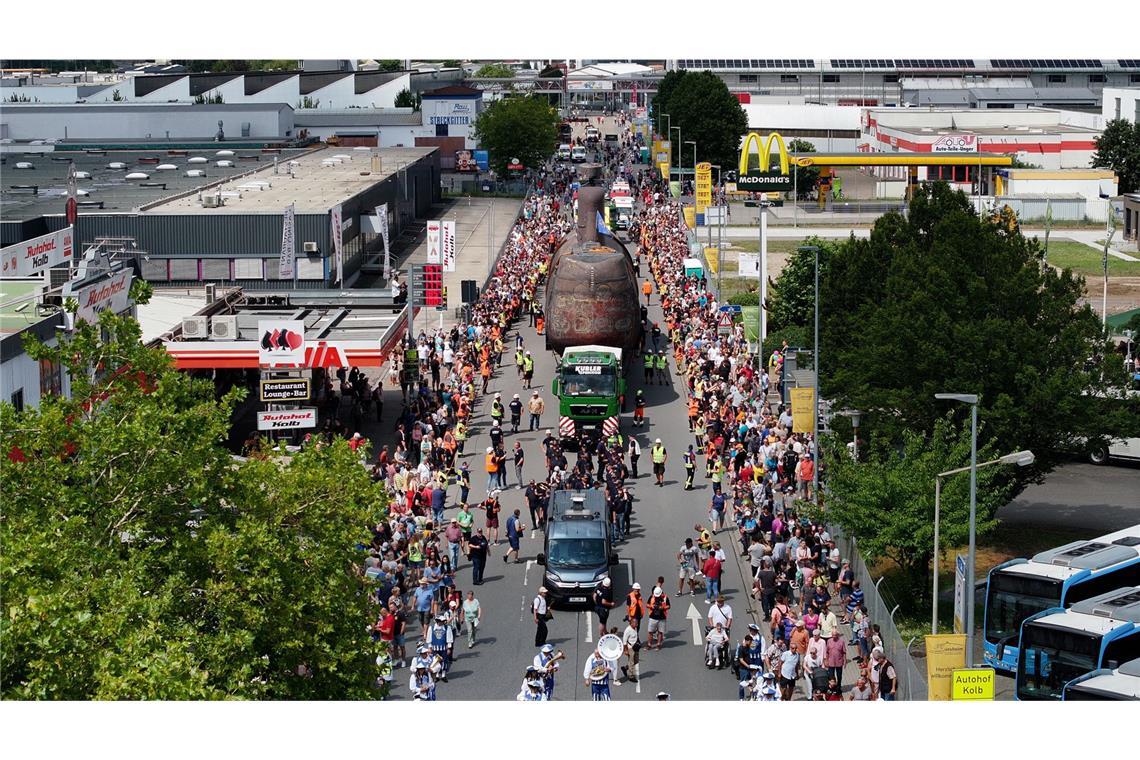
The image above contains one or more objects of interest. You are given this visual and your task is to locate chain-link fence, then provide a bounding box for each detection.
[831,526,928,700]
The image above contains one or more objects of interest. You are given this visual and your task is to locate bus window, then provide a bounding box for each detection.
[1102,634,1140,671]
[985,574,1060,647]
[1018,627,1100,701]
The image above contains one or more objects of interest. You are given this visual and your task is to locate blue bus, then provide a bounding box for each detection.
[1015,586,1140,700]
[982,525,1140,673]
[1062,658,1140,700]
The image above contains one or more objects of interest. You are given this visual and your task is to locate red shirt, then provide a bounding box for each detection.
[376,614,395,642]
[702,556,723,580]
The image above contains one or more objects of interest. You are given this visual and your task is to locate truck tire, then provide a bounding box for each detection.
[1088,446,1109,465]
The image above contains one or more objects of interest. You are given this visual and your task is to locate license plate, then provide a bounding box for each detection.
[569,596,587,603]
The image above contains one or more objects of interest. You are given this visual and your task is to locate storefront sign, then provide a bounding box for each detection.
[932,134,977,153]
[257,408,317,431]
[259,378,311,402]
[69,269,133,324]
[951,668,995,701]
[1,226,74,277]
[258,319,306,367]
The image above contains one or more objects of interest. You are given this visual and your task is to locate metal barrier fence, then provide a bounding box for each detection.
[831,525,928,700]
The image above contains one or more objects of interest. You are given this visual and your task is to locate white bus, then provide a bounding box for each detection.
[1063,658,1140,700]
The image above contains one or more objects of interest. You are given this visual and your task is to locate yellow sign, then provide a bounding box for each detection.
[739,131,791,175]
[925,634,967,701]
[683,206,695,229]
[695,162,712,215]
[789,387,815,427]
[951,668,995,701]
[658,161,670,180]
[703,246,719,274]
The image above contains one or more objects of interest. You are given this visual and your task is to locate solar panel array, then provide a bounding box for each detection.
[891,59,976,68]
[831,60,894,68]
[676,59,815,69]
[1117,60,1140,68]
[990,59,1102,68]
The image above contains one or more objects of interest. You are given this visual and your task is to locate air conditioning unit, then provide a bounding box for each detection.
[210,315,238,340]
[204,283,217,303]
[202,194,219,208]
[181,316,208,339]
[303,242,319,253]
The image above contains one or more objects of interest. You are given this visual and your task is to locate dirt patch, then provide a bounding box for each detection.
[1079,277,1140,316]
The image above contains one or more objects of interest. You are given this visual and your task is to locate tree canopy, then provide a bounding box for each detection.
[474,63,514,79]
[472,96,560,175]
[1,312,388,699]
[818,184,1138,494]
[1091,118,1140,194]
[394,87,421,110]
[538,65,564,78]
[652,70,747,170]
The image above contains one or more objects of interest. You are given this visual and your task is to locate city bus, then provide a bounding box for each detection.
[982,525,1140,673]
[1015,586,1140,700]
[1062,658,1140,700]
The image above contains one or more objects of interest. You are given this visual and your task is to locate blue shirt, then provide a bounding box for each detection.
[507,516,521,540]
[431,487,446,512]
[414,587,435,612]
[711,493,727,512]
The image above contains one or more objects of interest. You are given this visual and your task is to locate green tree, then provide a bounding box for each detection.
[538,65,564,78]
[441,60,463,68]
[1,313,388,699]
[475,63,514,79]
[650,69,687,134]
[472,96,559,175]
[1091,118,1140,193]
[657,70,747,170]
[785,139,820,199]
[818,183,1138,492]
[817,420,1013,603]
[766,236,835,332]
[376,60,404,72]
[394,87,421,110]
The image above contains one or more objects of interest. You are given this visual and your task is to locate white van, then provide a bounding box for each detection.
[571,146,587,163]
[557,144,572,161]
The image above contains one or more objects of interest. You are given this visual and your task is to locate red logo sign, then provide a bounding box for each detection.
[261,328,304,352]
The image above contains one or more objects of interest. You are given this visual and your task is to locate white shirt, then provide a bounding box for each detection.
[622,624,639,649]
[533,595,548,617]
[708,603,733,628]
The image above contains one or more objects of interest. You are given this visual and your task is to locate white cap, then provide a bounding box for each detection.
[513,393,519,398]
[632,582,641,590]
[655,438,662,443]
[486,446,494,453]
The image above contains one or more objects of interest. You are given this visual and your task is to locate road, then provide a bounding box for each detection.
[996,460,1140,533]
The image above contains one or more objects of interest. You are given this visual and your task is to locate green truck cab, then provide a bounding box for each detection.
[551,345,626,446]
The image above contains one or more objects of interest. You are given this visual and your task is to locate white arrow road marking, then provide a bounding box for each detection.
[524,559,534,587]
[635,662,641,694]
[585,611,593,643]
[686,602,703,646]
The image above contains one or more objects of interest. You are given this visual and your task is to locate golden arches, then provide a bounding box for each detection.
[738,132,790,176]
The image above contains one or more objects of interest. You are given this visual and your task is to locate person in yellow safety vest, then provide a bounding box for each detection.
[710,458,724,495]
[654,352,667,386]
[455,420,468,455]
[491,393,505,423]
[522,352,535,389]
[515,348,525,377]
[651,438,667,487]
[695,523,712,562]
[643,352,653,384]
[494,337,504,367]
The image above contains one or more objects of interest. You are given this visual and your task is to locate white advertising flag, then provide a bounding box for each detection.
[441,220,457,272]
[278,204,296,280]
[377,204,391,281]
[760,210,768,343]
[426,220,442,264]
[331,204,344,285]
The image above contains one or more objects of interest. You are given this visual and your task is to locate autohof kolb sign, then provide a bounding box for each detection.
[257,408,317,431]
[260,378,311,402]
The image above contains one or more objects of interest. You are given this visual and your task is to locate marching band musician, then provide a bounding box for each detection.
[410,662,436,701]
[582,645,614,701]
[534,644,562,700]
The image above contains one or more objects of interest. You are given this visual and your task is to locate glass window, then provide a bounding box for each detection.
[1017,626,1099,700]
[10,389,24,412]
[560,368,616,397]
[39,357,61,399]
[1047,74,1067,84]
[547,538,607,568]
[780,75,798,83]
[984,573,1061,645]
[823,74,840,83]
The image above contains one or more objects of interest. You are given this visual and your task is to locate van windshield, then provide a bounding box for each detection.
[548,538,607,568]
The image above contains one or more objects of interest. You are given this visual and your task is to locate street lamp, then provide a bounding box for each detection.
[670,127,681,179]
[684,140,697,172]
[835,408,862,460]
[801,245,821,501]
[934,392,979,664]
[932,449,1034,637]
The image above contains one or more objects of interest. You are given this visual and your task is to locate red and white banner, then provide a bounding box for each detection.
[426,220,442,264]
[257,408,318,431]
[164,340,384,370]
[441,220,457,272]
[1,226,74,277]
[376,203,391,281]
[331,204,344,285]
[258,319,306,367]
[69,269,132,324]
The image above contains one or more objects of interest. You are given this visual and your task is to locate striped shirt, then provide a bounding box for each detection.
[848,587,865,611]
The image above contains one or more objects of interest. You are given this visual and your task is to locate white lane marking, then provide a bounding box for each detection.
[635,661,641,694]
[618,558,635,584]
[529,529,536,540]
[585,612,593,643]
[686,602,703,646]
[524,559,533,587]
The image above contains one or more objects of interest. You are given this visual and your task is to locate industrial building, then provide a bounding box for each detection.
[1103,87,1140,123]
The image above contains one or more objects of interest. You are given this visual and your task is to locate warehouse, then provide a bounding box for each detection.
[0,103,296,142]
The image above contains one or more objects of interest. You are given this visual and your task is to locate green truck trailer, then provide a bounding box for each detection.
[552,345,626,446]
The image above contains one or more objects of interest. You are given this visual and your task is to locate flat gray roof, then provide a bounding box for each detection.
[146,146,436,215]
[1,147,313,221]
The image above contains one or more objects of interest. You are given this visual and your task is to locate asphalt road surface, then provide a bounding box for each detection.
[996,460,1140,534]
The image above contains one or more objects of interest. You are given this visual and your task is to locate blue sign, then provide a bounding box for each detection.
[719,305,743,315]
[473,150,489,171]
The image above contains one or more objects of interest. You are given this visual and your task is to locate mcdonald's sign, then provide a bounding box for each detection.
[737,131,794,192]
